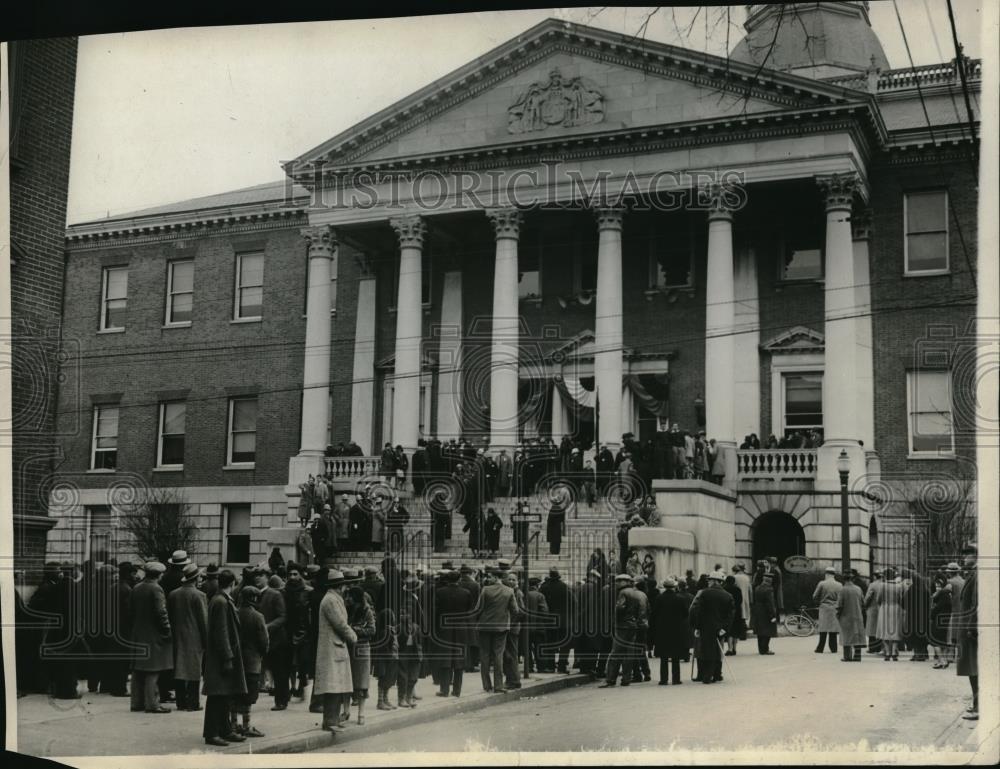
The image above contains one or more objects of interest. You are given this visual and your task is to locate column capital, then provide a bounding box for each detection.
[486,208,523,240]
[594,205,625,231]
[300,225,336,256]
[816,172,861,212]
[851,208,873,241]
[389,214,426,249]
[700,183,739,222]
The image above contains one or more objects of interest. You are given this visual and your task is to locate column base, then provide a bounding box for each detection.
[716,441,738,491]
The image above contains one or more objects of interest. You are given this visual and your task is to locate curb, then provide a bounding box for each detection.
[228,673,592,754]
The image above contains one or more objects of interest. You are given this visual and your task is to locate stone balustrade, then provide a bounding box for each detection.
[736,448,817,480]
[323,455,381,480]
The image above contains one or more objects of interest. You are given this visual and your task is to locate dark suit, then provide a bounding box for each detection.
[689,586,734,683]
[431,581,474,695]
[129,579,173,711]
[651,589,690,683]
[473,582,517,691]
[259,586,289,707]
[538,576,575,672]
[203,591,246,740]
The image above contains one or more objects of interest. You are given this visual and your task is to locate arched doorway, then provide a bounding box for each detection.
[752,511,806,610]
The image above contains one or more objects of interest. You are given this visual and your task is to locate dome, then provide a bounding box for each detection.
[731,2,890,80]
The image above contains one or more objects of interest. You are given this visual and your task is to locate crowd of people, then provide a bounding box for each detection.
[15,540,979,749]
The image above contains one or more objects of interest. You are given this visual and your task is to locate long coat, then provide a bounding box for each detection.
[166,582,208,680]
[750,582,778,639]
[863,579,882,634]
[129,579,173,672]
[258,587,287,650]
[877,579,905,641]
[203,592,247,697]
[651,589,690,660]
[733,572,753,623]
[314,589,357,695]
[430,582,475,669]
[812,577,843,633]
[955,569,977,677]
[688,586,734,661]
[238,604,269,675]
[349,603,376,691]
[946,574,966,647]
[836,581,867,646]
[539,577,574,641]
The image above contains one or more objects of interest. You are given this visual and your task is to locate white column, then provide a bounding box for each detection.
[733,245,760,442]
[704,185,737,486]
[620,381,634,437]
[389,215,425,453]
[486,208,522,451]
[551,379,566,439]
[852,211,875,452]
[595,206,625,452]
[289,225,334,486]
[436,269,463,441]
[817,172,865,484]
[350,263,377,454]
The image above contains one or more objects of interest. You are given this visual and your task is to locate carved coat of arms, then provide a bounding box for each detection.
[507,68,604,134]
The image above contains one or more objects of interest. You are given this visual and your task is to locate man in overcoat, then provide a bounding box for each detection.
[688,570,734,684]
[203,570,247,746]
[812,567,843,653]
[257,570,289,710]
[599,574,646,687]
[129,561,173,713]
[750,573,778,654]
[956,543,978,720]
[431,570,474,696]
[539,568,575,674]
[473,571,518,693]
[314,569,358,732]
[282,563,313,698]
[651,577,690,684]
[167,563,208,710]
[836,571,866,661]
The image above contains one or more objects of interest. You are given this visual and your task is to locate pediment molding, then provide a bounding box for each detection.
[288,19,877,179]
[760,326,825,354]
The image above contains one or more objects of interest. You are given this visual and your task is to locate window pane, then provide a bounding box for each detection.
[227,505,251,534]
[653,246,693,287]
[163,402,186,434]
[170,292,193,322]
[232,399,257,431]
[233,431,256,454]
[97,407,119,437]
[106,269,128,300]
[239,253,264,287]
[171,261,194,293]
[907,232,948,272]
[105,299,127,329]
[161,434,184,465]
[912,412,953,452]
[226,535,250,564]
[95,450,117,470]
[96,436,118,449]
[785,374,822,412]
[912,371,950,412]
[782,248,822,281]
[239,286,263,317]
[907,191,946,233]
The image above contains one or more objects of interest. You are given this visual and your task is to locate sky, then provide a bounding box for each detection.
[65,2,988,224]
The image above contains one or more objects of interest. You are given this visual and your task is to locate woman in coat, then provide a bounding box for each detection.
[484,508,503,557]
[836,572,867,661]
[346,586,376,725]
[236,586,269,738]
[930,576,953,668]
[650,578,690,684]
[863,571,884,654]
[722,575,747,654]
[314,570,358,733]
[901,568,931,661]
[750,574,778,654]
[877,566,905,660]
[202,571,247,746]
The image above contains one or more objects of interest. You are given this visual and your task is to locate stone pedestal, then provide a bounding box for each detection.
[651,479,738,575]
[628,526,697,583]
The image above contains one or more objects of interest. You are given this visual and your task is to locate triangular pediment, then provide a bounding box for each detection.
[289,18,871,174]
[761,326,825,354]
[546,329,636,363]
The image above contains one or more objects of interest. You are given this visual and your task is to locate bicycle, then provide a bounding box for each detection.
[782,605,819,637]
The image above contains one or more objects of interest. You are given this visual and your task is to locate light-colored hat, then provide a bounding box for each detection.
[169,550,191,566]
[588,569,603,580]
[824,566,836,574]
[708,570,726,582]
[662,577,678,588]
[181,563,200,583]
[946,562,960,571]
[144,561,166,575]
[614,574,632,582]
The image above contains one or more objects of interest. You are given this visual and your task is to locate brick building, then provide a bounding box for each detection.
[8,37,79,579]
[47,6,980,587]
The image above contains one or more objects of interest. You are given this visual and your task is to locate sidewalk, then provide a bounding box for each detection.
[15,670,590,756]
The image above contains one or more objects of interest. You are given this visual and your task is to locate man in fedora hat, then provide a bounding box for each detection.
[201,564,221,600]
[167,563,208,710]
[203,569,247,746]
[539,568,575,674]
[314,569,358,732]
[599,575,646,687]
[812,566,843,654]
[945,560,966,663]
[956,542,978,720]
[129,562,173,713]
[688,570,733,685]
[473,567,518,693]
[162,550,191,595]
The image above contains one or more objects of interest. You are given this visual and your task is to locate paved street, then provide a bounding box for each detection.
[313,636,980,755]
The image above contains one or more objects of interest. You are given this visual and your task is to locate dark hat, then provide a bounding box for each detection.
[962,541,978,554]
[181,563,201,583]
[268,574,284,589]
[204,564,221,577]
[459,564,473,574]
[548,568,561,579]
[117,561,136,577]
[528,577,542,586]
[441,560,455,571]
[239,585,260,604]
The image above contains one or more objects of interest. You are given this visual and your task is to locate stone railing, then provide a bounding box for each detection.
[736,449,817,480]
[324,455,381,480]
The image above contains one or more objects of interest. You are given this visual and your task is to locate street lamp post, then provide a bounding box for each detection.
[837,449,851,573]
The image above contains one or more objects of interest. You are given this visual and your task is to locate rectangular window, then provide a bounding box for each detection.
[907,370,954,454]
[235,252,264,319]
[88,506,112,562]
[157,401,186,467]
[224,503,252,564]
[227,397,258,465]
[782,373,823,437]
[649,220,695,289]
[518,246,541,300]
[101,267,128,331]
[780,246,823,282]
[91,405,119,469]
[166,260,194,325]
[904,190,949,275]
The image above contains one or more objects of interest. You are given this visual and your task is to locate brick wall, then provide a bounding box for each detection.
[9,37,78,575]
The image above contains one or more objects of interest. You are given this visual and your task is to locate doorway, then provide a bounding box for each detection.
[752,510,807,609]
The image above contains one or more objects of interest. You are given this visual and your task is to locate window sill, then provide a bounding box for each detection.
[87,468,116,474]
[223,463,256,470]
[644,287,695,301]
[903,269,950,278]
[231,317,262,325]
[387,303,432,316]
[906,452,956,460]
[97,328,125,335]
[153,466,184,472]
[774,279,824,291]
[162,322,192,329]
[519,296,543,306]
